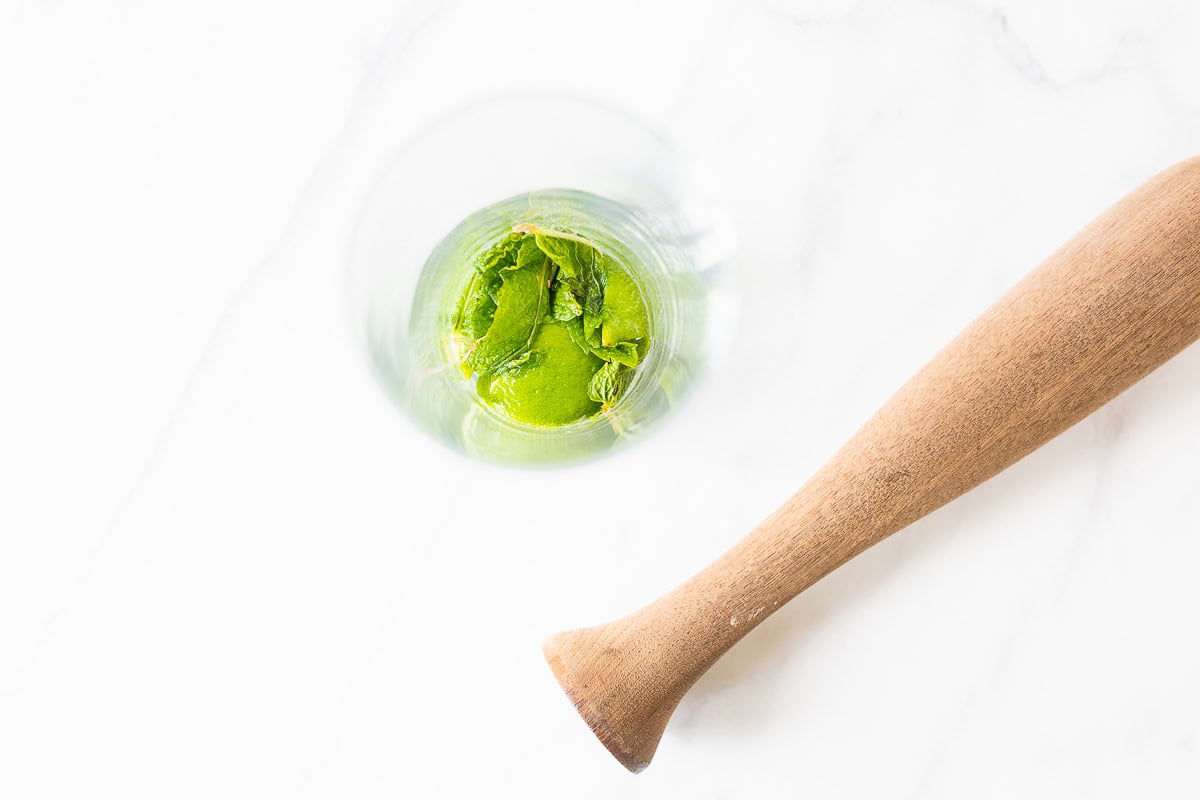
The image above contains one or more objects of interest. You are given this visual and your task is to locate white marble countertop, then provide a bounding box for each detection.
[3,1,1200,797]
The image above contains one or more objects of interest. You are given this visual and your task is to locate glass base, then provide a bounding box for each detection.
[349,94,736,464]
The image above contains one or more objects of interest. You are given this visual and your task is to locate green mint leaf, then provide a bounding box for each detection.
[588,340,640,367]
[582,308,604,349]
[464,255,552,374]
[458,273,498,340]
[534,233,578,277]
[508,235,548,272]
[599,261,649,346]
[492,348,543,377]
[564,315,592,354]
[479,232,522,273]
[586,361,629,406]
[532,231,604,310]
[562,317,640,366]
[577,242,607,316]
[456,233,523,348]
[551,285,583,321]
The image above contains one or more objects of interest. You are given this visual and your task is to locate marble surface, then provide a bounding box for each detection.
[3,1,1200,797]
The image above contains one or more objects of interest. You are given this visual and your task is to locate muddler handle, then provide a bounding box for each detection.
[544,157,1200,772]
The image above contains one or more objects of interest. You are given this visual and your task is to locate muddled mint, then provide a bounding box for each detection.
[452,224,650,427]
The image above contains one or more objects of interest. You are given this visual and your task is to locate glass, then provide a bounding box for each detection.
[349,95,734,464]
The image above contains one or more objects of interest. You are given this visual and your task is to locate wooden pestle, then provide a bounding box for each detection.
[543,157,1200,772]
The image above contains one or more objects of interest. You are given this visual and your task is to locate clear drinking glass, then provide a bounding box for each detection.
[349,95,734,464]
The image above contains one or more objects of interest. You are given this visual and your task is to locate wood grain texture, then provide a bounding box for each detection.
[543,157,1200,772]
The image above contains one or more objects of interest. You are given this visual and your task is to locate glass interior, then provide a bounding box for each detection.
[349,94,736,464]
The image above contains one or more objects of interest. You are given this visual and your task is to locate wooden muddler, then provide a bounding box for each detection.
[543,157,1200,772]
